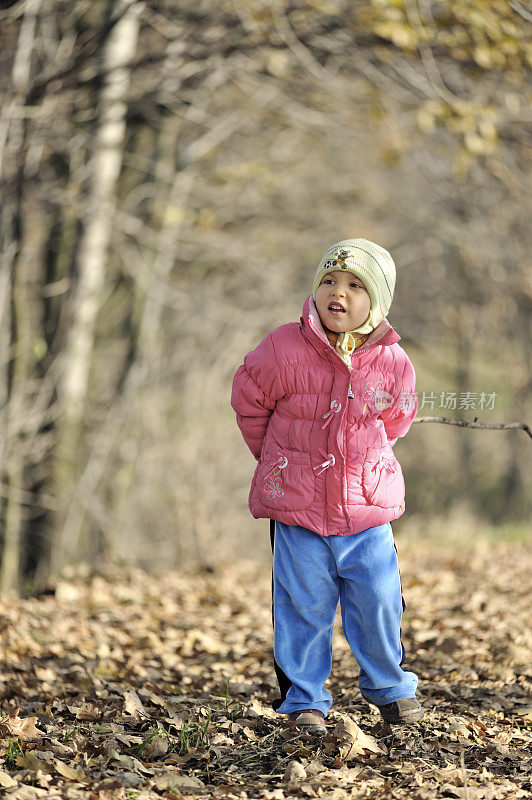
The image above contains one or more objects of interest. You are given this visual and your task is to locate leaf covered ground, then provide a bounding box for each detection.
[0,538,530,800]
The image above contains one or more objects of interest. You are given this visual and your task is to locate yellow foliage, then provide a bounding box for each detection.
[416,95,499,160]
[32,337,48,361]
[464,132,495,156]
[265,49,291,78]
[164,205,187,226]
[368,0,528,73]
[305,0,340,15]
[374,21,419,50]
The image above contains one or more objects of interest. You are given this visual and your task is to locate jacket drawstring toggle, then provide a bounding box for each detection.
[321,400,342,429]
[314,450,336,475]
[266,454,288,479]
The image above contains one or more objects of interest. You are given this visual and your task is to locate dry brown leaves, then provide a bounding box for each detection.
[0,709,44,741]
[0,539,530,800]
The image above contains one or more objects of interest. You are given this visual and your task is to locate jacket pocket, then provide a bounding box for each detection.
[256,448,315,512]
[362,454,405,509]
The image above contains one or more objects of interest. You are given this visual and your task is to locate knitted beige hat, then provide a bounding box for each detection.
[312,238,396,336]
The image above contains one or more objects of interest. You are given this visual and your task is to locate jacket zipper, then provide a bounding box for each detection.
[334,382,353,533]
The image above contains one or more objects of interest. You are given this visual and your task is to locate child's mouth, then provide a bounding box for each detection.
[328,304,346,313]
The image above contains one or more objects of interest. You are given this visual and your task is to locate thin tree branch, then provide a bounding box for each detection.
[24,0,142,103]
[413,416,532,439]
[510,0,532,23]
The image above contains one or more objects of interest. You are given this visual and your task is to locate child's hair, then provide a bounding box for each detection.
[312,238,396,334]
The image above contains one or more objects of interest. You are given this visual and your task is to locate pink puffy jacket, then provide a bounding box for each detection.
[231,296,418,537]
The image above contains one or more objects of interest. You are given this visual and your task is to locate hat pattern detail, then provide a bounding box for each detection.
[324,248,350,271]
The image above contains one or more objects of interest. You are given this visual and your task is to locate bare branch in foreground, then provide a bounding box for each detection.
[413,417,532,439]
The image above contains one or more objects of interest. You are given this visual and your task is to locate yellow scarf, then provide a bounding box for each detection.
[336,331,367,365]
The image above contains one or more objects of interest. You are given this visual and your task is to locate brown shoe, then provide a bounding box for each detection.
[363,695,423,724]
[289,709,327,734]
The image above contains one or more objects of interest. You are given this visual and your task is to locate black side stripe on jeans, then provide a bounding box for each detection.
[270,519,292,710]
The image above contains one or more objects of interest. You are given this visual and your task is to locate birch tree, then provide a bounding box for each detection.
[0,0,44,594]
[50,0,143,578]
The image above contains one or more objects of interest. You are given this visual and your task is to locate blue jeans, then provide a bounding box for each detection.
[272,521,417,716]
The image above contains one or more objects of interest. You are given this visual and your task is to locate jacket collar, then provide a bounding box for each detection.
[301,295,401,357]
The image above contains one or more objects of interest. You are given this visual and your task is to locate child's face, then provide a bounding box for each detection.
[315,271,371,333]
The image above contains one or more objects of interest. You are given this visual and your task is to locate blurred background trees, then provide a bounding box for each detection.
[0,0,530,593]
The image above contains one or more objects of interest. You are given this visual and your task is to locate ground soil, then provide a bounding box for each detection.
[0,538,530,799]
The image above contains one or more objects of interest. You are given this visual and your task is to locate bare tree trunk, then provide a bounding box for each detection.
[0,0,43,595]
[50,0,142,579]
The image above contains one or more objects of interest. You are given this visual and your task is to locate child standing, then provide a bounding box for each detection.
[231,239,422,732]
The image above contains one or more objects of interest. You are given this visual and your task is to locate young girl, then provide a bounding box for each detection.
[231,239,422,732]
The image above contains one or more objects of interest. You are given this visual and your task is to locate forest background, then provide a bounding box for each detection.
[0,0,530,594]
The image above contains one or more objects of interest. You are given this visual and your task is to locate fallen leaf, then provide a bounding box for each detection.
[137,689,167,707]
[140,733,169,759]
[448,716,471,738]
[0,768,18,788]
[246,698,278,719]
[321,790,349,800]
[333,714,386,759]
[438,636,459,654]
[304,761,327,777]
[283,759,307,789]
[66,702,101,720]
[33,667,56,682]
[155,773,205,791]
[122,689,149,718]
[1,785,49,799]
[54,759,88,782]
[440,785,496,799]
[0,708,44,740]
[15,752,53,773]
[117,771,144,788]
